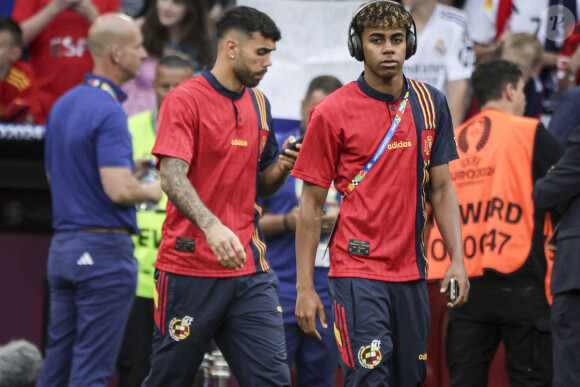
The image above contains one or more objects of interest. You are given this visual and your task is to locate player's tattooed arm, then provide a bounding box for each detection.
[158,156,247,269]
[158,156,218,231]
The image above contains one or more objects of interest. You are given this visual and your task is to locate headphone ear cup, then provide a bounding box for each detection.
[405,29,417,60]
[352,33,364,61]
[348,28,364,62]
[347,30,356,58]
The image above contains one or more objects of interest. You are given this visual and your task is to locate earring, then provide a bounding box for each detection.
[229,54,235,59]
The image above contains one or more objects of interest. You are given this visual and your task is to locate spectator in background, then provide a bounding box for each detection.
[11,0,120,123]
[428,59,562,387]
[121,0,213,116]
[500,32,544,118]
[39,13,162,386]
[258,75,342,387]
[0,17,42,124]
[462,0,566,126]
[207,0,235,45]
[115,52,194,387]
[463,0,557,65]
[403,0,475,126]
[533,124,580,387]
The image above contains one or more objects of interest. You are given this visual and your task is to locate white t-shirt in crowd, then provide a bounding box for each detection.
[404,4,475,94]
[463,0,558,44]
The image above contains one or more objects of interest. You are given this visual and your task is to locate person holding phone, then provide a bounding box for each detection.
[292,1,469,385]
[142,6,298,386]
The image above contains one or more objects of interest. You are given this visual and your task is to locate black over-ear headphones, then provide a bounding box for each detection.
[347,0,417,62]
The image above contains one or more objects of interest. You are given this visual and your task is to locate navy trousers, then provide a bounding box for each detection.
[37,231,138,387]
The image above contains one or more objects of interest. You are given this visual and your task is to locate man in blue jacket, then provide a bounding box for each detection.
[533,124,580,386]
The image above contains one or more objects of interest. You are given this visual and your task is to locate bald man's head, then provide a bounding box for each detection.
[88,13,147,85]
[88,13,140,58]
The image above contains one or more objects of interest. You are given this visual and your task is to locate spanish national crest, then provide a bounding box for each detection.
[421,130,436,161]
[424,135,433,156]
[358,339,382,369]
[168,315,194,341]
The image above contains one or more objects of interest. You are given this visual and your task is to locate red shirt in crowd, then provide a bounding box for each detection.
[12,0,120,122]
[0,60,42,123]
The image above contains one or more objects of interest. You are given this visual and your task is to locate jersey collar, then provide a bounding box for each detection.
[201,67,245,101]
[356,72,408,103]
[84,74,127,102]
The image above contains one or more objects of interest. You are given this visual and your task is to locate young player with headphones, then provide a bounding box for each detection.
[292,1,470,385]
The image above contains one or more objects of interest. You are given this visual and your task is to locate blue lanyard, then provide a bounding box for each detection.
[343,79,411,198]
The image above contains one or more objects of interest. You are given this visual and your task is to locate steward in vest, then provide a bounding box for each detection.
[428,59,563,386]
[116,53,193,386]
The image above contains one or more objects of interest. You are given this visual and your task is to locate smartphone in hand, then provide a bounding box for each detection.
[280,135,304,154]
[449,278,459,303]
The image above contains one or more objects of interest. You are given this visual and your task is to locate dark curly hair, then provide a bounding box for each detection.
[216,6,281,42]
[142,0,213,69]
[472,59,522,106]
[352,1,413,37]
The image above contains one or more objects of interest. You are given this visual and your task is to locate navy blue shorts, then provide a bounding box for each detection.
[329,277,429,387]
[143,269,291,387]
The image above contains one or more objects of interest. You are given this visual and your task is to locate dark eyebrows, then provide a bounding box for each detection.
[257,47,276,53]
[367,31,405,39]
[368,32,386,39]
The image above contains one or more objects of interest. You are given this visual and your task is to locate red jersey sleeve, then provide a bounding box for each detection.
[292,107,341,189]
[152,87,196,164]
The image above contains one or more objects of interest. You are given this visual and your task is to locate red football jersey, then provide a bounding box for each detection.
[292,76,458,282]
[152,69,279,277]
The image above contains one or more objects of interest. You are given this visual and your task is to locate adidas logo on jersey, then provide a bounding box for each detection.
[231,139,248,147]
[388,140,412,150]
[77,252,94,266]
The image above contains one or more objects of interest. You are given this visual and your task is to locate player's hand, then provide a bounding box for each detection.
[441,261,470,308]
[204,222,247,271]
[278,135,300,172]
[295,288,327,340]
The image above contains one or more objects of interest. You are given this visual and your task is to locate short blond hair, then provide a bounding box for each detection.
[503,33,543,68]
[353,1,413,36]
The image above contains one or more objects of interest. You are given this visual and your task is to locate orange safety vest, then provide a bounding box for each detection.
[428,109,538,279]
